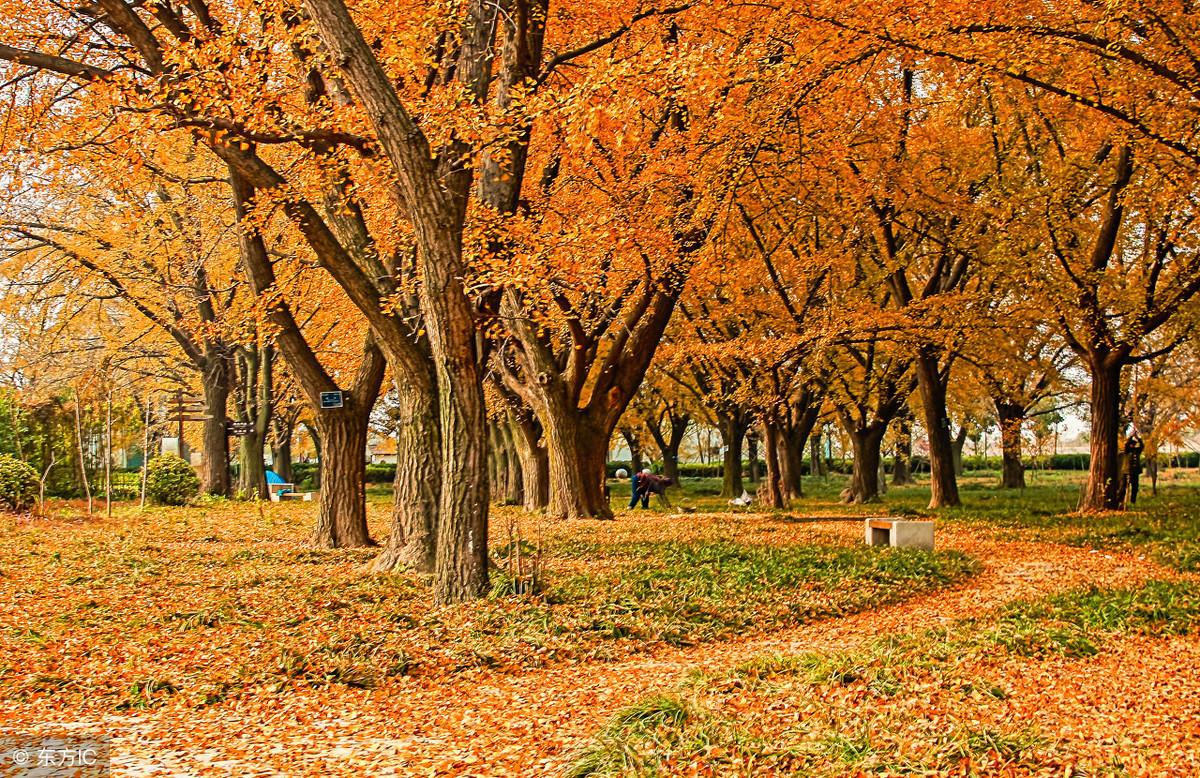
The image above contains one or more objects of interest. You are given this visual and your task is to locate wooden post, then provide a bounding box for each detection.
[140,393,152,510]
[73,392,92,516]
[105,382,112,518]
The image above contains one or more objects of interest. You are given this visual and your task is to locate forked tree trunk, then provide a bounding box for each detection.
[200,361,231,497]
[719,413,746,498]
[544,409,611,520]
[313,408,373,548]
[914,349,960,508]
[845,425,887,504]
[995,400,1026,489]
[510,411,549,512]
[1081,361,1124,510]
[649,413,689,485]
[892,416,915,485]
[370,382,440,573]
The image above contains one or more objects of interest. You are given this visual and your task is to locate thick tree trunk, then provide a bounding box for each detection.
[914,348,959,508]
[1081,361,1124,510]
[545,409,611,519]
[271,421,294,483]
[312,408,373,547]
[719,413,746,498]
[510,411,549,512]
[200,361,231,497]
[370,380,440,573]
[761,422,787,508]
[892,415,915,485]
[845,425,886,504]
[995,400,1026,489]
[779,426,805,500]
[238,431,268,499]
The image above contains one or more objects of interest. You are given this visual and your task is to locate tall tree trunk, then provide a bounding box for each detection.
[371,380,440,573]
[303,421,322,489]
[498,419,523,505]
[312,406,373,547]
[995,399,1026,489]
[661,414,689,485]
[914,348,959,508]
[620,426,644,475]
[1081,360,1124,510]
[845,424,886,504]
[237,345,273,500]
[238,432,268,500]
[200,358,231,497]
[719,412,746,498]
[748,431,760,483]
[892,415,915,485]
[761,422,787,508]
[951,426,968,476]
[544,408,611,520]
[510,410,549,512]
[271,416,295,482]
[810,431,828,478]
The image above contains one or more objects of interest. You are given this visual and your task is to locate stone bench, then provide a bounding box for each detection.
[864,518,935,551]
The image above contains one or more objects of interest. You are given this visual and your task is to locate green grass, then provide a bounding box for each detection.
[619,470,1200,572]
[572,578,1198,775]
[467,541,977,661]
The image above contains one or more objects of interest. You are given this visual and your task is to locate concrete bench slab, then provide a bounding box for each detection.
[864,518,935,550]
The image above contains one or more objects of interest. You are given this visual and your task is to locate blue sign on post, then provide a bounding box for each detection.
[320,390,344,409]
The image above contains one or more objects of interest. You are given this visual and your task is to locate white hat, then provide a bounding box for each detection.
[642,468,652,474]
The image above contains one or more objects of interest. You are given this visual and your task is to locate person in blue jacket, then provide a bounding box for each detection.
[628,468,651,509]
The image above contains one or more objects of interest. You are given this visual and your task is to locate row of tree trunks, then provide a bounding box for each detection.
[892,414,915,485]
[489,419,524,506]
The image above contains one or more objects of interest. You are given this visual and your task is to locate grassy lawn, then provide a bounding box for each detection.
[643,469,1200,571]
[570,578,1200,776]
[0,496,973,714]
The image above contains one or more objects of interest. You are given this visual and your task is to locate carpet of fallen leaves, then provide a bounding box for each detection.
[0,498,1192,776]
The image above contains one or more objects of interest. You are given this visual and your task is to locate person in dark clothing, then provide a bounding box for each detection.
[628,468,651,509]
[1123,433,1145,505]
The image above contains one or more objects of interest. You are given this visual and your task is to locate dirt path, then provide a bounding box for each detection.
[64,525,1170,776]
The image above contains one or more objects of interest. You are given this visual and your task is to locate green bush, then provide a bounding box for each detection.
[145,454,200,505]
[0,454,39,512]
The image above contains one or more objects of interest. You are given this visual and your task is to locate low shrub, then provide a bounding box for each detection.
[0,454,39,512]
[145,454,200,505]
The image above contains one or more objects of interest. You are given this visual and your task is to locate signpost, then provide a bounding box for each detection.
[227,421,254,437]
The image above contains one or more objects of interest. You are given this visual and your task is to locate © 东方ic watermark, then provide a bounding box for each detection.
[1,733,110,776]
